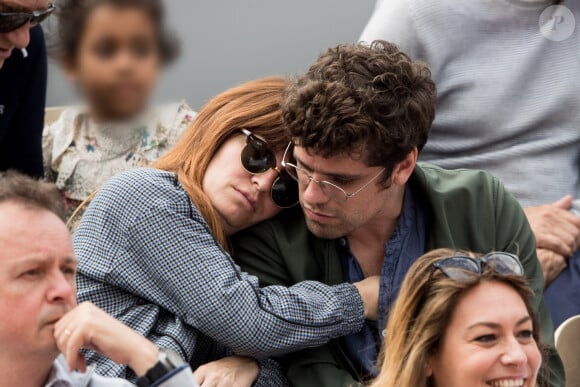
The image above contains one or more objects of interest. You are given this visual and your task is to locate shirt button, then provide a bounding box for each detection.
[382,329,387,338]
[339,238,347,246]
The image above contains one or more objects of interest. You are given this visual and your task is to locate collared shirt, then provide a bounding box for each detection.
[338,184,428,378]
[45,360,73,387]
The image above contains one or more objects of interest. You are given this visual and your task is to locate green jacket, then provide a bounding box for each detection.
[232,164,565,387]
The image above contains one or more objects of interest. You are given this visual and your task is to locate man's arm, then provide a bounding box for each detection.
[524,195,580,286]
[493,179,566,387]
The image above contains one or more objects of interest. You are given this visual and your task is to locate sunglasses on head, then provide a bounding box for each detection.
[239,129,298,209]
[0,3,55,33]
[432,252,524,281]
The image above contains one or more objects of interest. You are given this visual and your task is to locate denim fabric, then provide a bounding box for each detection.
[338,185,428,377]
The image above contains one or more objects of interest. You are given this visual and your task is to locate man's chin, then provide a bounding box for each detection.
[305,218,345,240]
[38,320,62,347]
[25,334,60,360]
[37,333,60,356]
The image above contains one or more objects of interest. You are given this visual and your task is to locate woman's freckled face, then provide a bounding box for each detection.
[202,134,282,235]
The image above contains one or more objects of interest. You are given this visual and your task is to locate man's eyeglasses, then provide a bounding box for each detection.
[433,252,524,281]
[240,129,298,208]
[281,141,385,202]
[0,3,55,33]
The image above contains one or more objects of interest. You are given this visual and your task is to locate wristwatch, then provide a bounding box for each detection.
[136,348,186,387]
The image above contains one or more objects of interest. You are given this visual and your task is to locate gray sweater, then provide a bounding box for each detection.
[360,0,580,207]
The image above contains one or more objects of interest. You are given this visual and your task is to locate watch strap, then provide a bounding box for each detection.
[136,350,179,387]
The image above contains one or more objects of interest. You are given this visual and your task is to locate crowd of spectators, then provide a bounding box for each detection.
[0,1,577,386]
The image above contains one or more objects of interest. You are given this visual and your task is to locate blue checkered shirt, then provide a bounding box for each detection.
[74,168,364,385]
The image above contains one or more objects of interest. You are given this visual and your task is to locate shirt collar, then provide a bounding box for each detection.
[45,359,74,387]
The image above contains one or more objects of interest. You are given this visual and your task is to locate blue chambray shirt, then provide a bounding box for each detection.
[74,168,365,385]
[338,185,428,378]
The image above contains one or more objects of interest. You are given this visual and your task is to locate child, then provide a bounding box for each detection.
[43,0,195,218]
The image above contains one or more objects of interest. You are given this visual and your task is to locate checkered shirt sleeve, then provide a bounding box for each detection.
[74,168,364,380]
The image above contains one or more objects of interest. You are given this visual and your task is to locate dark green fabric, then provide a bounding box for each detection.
[232,163,565,387]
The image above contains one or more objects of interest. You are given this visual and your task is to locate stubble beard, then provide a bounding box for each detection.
[304,215,353,240]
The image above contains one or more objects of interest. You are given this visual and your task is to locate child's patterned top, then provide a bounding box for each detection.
[43,102,195,220]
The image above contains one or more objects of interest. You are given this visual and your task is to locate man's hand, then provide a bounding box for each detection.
[54,302,159,376]
[193,356,259,387]
[353,276,380,321]
[537,248,568,287]
[524,195,580,257]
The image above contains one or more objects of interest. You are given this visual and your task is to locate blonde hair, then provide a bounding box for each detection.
[370,248,543,387]
[154,77,290,249]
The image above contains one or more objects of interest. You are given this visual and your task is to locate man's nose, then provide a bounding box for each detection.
[5,24,31,49]
[46,272,76,305]
[301,177,330,205]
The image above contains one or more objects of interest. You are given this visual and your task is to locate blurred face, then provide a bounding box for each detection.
[293,146,413,239]
[0,0,49,69]
[0,202,77,360]
[428,282,541,387]
[203,133,283,235]
[66,4,161,120]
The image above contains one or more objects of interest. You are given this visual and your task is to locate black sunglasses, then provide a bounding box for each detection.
[0,3,55,33]
[240,129,298,209]
[433,252,524,281]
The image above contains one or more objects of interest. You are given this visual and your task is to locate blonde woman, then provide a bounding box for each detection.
[371,248,546,387]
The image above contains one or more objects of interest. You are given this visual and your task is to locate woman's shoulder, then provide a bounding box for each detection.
[100,168,183,201]
[82,168,196,231]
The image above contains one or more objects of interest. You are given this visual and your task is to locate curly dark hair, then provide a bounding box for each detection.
[51,0,179,64]
[282,40,436,181]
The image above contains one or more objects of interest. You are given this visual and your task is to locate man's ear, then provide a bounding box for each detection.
[392,147,418,186]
